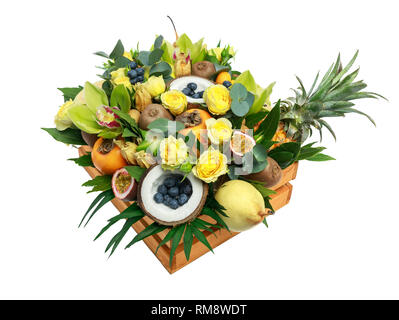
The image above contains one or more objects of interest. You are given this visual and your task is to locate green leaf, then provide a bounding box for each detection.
[298,146,326,160]
[109,40,124,60]
[235,70,257,92]
[94,51,109,58]
[42,128,86,145]
[307,153,335,161]
[106,217,135,257]
[191,225,214,253]
[82,175,112,193]
[252,144,268,162]
[125,223,168,249]
[110,85,131,113]
[138,51,150,66]
[79,189,114,227]
[147,118,185,133]
[154,35,164,49]
[68,153,93,167]
[149,61,172,77]
[263,218,269,228]
[255,101,281,141]
[84,81,109,113]
[169,224,186,267]
[245,111,268,128]
[149,48,164,65]
[58,86,83,102]
[124,166,146,182]
[183,224,193,261]
[201,207,230,232]
[231,100,250,117]
[95,204,144,241]
[114,56,132,68]
[230,83,248,100]
[268,142,301,168]
[249,82,275,115]
[155,227,177,254]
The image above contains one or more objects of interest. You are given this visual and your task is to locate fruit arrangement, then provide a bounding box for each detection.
[43,19,385,268]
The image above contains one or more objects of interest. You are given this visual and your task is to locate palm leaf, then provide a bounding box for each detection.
[183,225,193,261]
[169,224,185,267]
[125,222,168,249]
[79,189,114,227]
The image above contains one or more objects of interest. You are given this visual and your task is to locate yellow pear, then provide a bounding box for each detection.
[215,180,268,232]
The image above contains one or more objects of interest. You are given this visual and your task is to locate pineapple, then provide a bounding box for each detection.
[277,51,385,144]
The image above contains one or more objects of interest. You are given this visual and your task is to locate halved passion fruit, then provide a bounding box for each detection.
[137,165,208,226]
[111,168,138,201]
[230,131,256,157]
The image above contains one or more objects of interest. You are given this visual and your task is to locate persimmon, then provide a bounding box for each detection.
[177,109,212,144]
[91,138,128,175]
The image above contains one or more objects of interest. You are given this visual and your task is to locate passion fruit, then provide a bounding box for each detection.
[112,168,138,201]
[91,138,128,175]
[230,131,256,157]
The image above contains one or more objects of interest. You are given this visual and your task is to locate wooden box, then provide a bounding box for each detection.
[79,146,298,273]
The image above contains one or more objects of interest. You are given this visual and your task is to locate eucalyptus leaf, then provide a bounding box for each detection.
[109,40,124,60]
[149,48,164,65]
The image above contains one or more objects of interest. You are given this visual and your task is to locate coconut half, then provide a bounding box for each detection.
[169,76,214,104]
[137,165,209,226]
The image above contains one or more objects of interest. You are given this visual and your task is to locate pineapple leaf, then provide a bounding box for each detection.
[318,119,337,141]
[334,107,376,126]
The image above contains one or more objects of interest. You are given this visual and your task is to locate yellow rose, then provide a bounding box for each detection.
[161,90,187,116]
[111,68,132,90]
[123,51,133,61]
[206,118,233,145]
[54,99,74,131]
[144,75,166,97]
[203,85,231,115]
[192,147,228,183]
[160,136,189,170]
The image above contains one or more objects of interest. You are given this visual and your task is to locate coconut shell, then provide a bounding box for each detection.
[137,165,209,226]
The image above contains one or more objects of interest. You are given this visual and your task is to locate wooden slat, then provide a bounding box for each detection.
[78,146,297,273]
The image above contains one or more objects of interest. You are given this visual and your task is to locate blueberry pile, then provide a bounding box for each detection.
[153,175,193,210]
[127,61,145,85]
[182,82,204,99]
[223,80,232,88]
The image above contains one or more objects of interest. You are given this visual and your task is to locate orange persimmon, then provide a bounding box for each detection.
[91,138,128,175]
[178,109,212,144]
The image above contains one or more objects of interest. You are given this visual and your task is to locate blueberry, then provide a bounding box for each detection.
[192,93,200,99]
[164,177,176,187]
[182,88,191,96]
[169,199,179,210]
[157,184,168,195]
[136,68,144,76]
[153,193,164,204]
[128,70,137,79]
[223,81,232,88]
[178,193,189,205]
[137,75,144,82]
[130,78,138,84]
[198,91,204,98]
[129,61,137,69]
[187,82,197,91]
[168,186,179,197]
[182,184,192,195]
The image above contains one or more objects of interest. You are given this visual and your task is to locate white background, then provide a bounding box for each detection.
[0,0,398,299]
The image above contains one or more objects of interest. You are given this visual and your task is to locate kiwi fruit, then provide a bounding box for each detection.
[246,157,283,188]
[81,131,98,148]
[138,104,173,130]
[192,61,216,79]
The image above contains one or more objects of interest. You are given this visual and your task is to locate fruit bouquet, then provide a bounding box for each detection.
[43,19,385,271]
